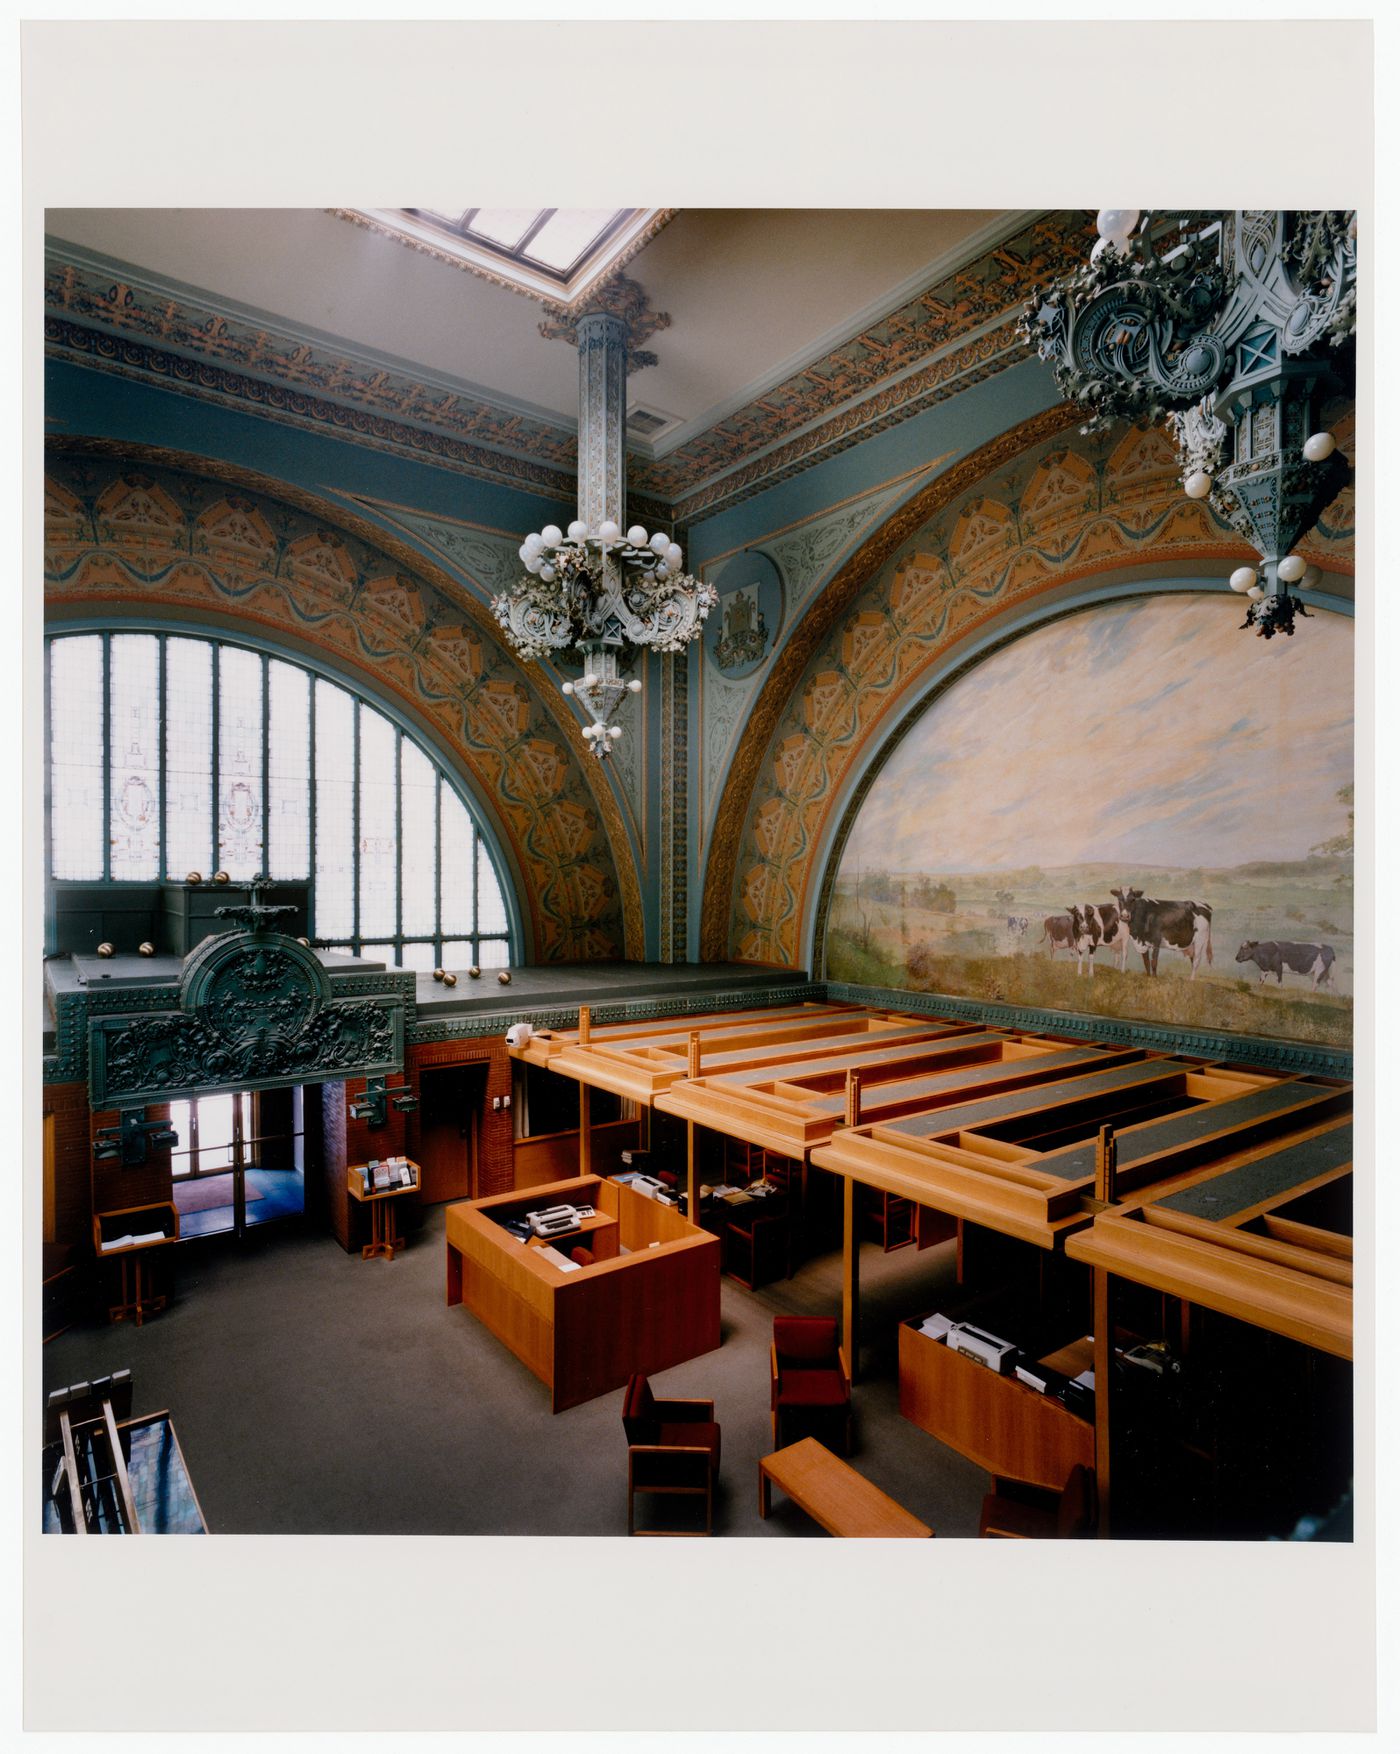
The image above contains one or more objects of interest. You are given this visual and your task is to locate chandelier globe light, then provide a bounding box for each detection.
[491,300,716,758]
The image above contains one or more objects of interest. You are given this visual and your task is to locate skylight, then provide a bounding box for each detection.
[340,208,673,309]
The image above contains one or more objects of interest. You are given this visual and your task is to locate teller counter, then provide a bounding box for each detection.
[445,1174,721,1412]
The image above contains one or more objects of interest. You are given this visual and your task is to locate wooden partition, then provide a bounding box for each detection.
[446,1175,720,1412]
[513,1120,640,1190]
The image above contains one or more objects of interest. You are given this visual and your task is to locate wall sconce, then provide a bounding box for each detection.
[348,1076,418,1128]
[94,1110,180,1167]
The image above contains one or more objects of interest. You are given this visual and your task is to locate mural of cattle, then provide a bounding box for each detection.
[1042,907,1097,976]
[1112,886,1213,978]
[1235,939,1336,990]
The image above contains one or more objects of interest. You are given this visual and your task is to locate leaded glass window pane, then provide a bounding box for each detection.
[400,739,437,937]
[164,637,214,879]
[49,636,106,880]
[314,680,355,939]
[476,938,510,970]
[267,660,310,880]
[218,645,264,879]
[476,836,509,935]
[357,707,397,940]
[108,634,161,879]
[441,939,473,969]
[439,784,475,934]
[398,941,437,973]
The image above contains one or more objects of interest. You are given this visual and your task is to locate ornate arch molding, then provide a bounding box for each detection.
[702,407,1354,967]
[43,438,645,961]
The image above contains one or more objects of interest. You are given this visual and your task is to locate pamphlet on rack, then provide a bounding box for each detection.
[917,1312,953,1341]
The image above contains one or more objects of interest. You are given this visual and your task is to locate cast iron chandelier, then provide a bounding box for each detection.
[1021,210,1356,637]
[491,306,716,756]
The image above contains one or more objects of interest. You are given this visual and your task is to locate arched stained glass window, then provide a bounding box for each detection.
[46,631,514,971]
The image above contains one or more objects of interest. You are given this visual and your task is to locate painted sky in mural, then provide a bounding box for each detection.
[839,595,1353,875]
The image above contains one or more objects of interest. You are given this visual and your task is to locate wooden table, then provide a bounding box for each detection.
[347,1162,419,1261]
[759,1437,933,1537]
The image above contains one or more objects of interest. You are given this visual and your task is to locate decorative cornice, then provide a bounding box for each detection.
[45,213,1090,524]
[698,402,1083,958]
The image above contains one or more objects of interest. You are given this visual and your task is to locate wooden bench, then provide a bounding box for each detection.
[759,1436,933,1537]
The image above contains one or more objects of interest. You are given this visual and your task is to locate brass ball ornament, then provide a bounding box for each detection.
[497,971,512,985]
[213,870,230,884]
[186,871,203,884]
[442,972,458,987]
[138,941,155,957]
[469,966,481,979]
[97,942,115,958]
[432,968,446,982]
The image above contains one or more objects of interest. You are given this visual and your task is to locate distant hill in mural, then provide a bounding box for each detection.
[827,596,1354,1048]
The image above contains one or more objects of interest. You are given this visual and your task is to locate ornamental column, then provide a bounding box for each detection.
[576,310,628,534]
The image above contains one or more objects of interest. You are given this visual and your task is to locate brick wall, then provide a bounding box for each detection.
[406,1037,515,1199]
[43,1083,174,1255]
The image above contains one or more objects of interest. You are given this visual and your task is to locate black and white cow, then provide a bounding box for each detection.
[1006,915,1030,935]
[1082,901,1130,972]
[1042,907,1097,976]
[1235,939,1336,990]
[1111,886,1214,978]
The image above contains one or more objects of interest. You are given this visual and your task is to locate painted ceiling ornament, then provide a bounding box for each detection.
[537,274,672,372]
[1020,209,1356,636]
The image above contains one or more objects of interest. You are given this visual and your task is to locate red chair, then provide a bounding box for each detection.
[621,1374,721,1536]
[770,1316,852,1455]
[570,1245,595,1268]
[979,1464,1097,1538]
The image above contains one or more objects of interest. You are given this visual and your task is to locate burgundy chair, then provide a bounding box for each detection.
[569,1245,595,1267]
[770,1316,852,1455]
[621,1374,721,1536]
[979,1464,1097,1538]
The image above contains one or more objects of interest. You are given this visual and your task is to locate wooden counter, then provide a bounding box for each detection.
[898,1321,1094,1490]
[445,1175,721,1412]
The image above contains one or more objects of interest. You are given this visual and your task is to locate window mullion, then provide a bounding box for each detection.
[157,635,167,884]
[260,651,270,881]
[351,699,361,952]
[100,633,111,882]
[434,774,443,965]
[307,678,318,937]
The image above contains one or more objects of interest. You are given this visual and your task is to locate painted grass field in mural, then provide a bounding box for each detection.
[825,595,1354,1048]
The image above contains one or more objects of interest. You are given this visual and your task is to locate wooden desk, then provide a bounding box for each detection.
[525,1210,619,1262]
[759,1438,933,1537]
[899,1322,1094,1490]
[446,1175,720,1412]
[347,1162,420,1261]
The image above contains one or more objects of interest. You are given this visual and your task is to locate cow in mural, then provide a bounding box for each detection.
[1112,886,1214,978]
[1081,901,1131,973]
[1006,915,1030,935]
[1235,939,1337,990]
[1041,907,1097,976]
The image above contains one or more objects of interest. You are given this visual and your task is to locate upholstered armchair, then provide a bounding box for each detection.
[979,1463,1097,1538]
[621,1374,722,1536]
[770,1316,852,1455]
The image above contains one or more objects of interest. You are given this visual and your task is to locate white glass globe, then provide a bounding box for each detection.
[626,524,648,546]
[1229,566,1258,593]
[1247,586,1265,601]
[627,678,643,693]
[649,531,669,555]
[540,524,563,546]
[582,673,598,689]
[567,519,588,539]
[1183,470,1213,500]
[665,543,684,568]
[1303,432,1337,462]
[1277,555,1307,584]
[524,557,541,576]
[561,681,574,695]
[517,542,533,563]
[1090,238,1113,267]
[538,565,555,582]
[608,726,622,740]
[655,563,669,579]
[523,531,543,553]
[598,519,621,543]
[1096,209,1140,243]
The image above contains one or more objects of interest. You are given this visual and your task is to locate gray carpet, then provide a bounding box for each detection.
[42,1204,991,1537]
